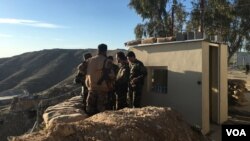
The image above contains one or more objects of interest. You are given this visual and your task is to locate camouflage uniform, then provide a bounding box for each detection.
[85,54,115,115]
[107,63,119,110]
[128,59,147,108]
[77,60,88,110]
[86,90,108,115]
[115,62,130,110]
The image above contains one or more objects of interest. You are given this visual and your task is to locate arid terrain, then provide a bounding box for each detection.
[0,49,125,97]
[0,49,126,141]
[1,50,250,141]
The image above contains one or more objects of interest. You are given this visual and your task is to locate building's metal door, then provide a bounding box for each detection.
[209,46,220,123]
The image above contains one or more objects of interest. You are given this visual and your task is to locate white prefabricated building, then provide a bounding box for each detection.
[127,40,228,134]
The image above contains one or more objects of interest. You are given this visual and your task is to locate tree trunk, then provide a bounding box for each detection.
[228,35,243,62]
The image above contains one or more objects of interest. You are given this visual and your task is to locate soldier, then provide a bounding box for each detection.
[108,56,119,75]
[85,44,115,115]
[106,56,119,110]
[246,63,250,75]
[115,52,130,110]
[77,53,92,112]
[126,51,147,108]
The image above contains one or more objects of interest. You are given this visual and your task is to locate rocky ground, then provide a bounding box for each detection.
[10,96,209,141]
[0,82,81,141]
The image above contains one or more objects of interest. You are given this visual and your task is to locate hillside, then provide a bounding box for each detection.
[0,48,127,141]
[0,48,125,97]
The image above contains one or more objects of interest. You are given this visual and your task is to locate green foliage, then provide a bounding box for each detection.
[129,0,250,60]
[174,2,188,32]
[129,0,187,38]
[134,24,145,39]
[204,0,232,36]
[186,1,200,32]
[245,42,250,52]
[188,0,250,61]
[129,0,168,38]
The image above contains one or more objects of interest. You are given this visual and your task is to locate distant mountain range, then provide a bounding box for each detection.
[0,48,127,97]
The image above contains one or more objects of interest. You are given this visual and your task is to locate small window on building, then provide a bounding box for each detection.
[151,68,168,94]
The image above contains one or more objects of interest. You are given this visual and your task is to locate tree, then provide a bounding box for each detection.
[186,1,200,32]
[134,24,145,39]
[129,0,168,38]
[129,0,187,39]
[173,1,188,33]
[188,0,250,61]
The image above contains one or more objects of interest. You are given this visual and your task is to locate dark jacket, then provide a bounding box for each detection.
[116,62,130,89]
[129,59,147,87]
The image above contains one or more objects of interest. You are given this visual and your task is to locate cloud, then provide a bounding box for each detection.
[0,33,12,38]
[0,18,66,29]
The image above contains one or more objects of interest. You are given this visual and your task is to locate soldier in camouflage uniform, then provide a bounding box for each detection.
[126,51,147,108]
[77,53,92,112]
[115,52,130,110]
[108,56,119,75]
[106,56,119,110]
[85,44,115,116]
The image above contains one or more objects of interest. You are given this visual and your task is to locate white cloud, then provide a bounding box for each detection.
[0,18,66,29]
[0,33,12,38]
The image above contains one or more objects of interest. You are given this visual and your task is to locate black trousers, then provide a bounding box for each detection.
[128,85,142,108]
[116,86,128,110]
[107,90,116,110]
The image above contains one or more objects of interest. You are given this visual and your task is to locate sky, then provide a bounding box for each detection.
[0,0,141,58]
[0,0,191,58]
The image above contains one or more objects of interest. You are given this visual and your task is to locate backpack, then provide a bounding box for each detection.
[74,72,84,84]
[74,61,88,84]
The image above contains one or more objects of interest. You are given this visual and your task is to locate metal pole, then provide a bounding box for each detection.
[200,0,205,35]
[172,4,175,36]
